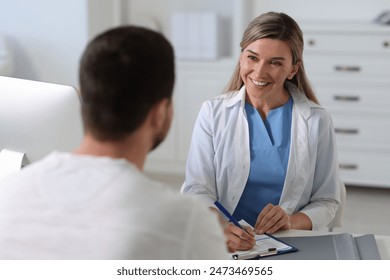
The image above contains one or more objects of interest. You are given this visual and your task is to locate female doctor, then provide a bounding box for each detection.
[182,12,340,252]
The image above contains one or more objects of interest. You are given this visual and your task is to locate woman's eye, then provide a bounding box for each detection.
[248,55,257,61]
[270,60,282,66]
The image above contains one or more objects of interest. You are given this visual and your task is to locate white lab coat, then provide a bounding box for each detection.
[182,82,340,230]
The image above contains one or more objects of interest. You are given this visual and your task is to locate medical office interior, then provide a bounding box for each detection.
[0,0,390,238]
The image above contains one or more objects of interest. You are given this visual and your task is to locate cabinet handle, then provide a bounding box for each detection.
[333,95,360,102]
[339,163,358,170]
[335,128,359,135]
[334,65,361,72]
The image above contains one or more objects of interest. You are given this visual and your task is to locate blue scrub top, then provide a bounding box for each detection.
[233,97,293,227]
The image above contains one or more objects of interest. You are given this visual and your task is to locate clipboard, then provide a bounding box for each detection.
[232,234,298,260]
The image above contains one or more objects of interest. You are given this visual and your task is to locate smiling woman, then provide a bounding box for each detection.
[226,11,319,105]
[182,12,341,253]
[239,38,298,120]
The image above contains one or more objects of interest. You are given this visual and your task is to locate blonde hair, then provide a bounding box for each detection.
[225,12,319,104]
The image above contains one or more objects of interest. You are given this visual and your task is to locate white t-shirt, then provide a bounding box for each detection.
[0,152,229,259]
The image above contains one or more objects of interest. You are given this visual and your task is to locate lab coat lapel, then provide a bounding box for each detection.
[280,83,312,213]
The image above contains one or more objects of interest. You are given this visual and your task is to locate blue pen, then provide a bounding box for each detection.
[214,201,249,233]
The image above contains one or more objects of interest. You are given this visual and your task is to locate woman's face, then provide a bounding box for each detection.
[240,38,299,101]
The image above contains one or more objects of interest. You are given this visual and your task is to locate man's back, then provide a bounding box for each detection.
[0,152,228,259]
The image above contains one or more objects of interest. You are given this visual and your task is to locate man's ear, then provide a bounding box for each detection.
[150,98,171,129]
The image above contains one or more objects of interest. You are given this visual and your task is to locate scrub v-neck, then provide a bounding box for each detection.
[232,97,293,226]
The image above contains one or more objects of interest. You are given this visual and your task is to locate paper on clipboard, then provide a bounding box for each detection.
[254,234,293,252]
[232,234,294,259]
[232,220,296,260]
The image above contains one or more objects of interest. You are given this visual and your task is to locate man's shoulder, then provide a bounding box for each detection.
[137,180,215,223]
[0,152,55,186]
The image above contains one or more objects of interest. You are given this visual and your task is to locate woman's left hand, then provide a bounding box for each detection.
[253,203,291,234]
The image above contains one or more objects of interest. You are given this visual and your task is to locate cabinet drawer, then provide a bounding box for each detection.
[304,55,390,78]
[338,149,390,188]
[331,114,390,148]
[310,82,390,112]
[304,34,390,53]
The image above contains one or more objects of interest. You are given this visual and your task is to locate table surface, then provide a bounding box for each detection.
[273,229,390,260]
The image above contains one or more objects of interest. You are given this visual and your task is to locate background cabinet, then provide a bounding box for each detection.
[302,22,390,188]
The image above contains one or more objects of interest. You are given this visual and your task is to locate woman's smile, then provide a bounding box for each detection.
[250,78,271,87]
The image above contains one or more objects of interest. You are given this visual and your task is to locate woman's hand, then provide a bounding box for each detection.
[224,223,256,253]
[210,207,256,252]
[254,203,292,234]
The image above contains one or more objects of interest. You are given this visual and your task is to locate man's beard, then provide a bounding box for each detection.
[150,110,171,152]
[151,133,164,151]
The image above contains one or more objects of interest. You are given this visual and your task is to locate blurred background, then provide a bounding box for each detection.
[1,0,390,235]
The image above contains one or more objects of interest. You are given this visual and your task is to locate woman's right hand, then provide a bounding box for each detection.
[210,207,256,253]
[223,223,256,253]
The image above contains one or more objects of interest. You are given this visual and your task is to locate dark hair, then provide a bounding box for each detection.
[226,12,319,104]
[79,26,175,141]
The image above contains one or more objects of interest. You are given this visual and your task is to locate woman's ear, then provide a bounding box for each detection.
[288,61,301,80]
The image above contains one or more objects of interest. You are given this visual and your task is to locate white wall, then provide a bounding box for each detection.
[0,0,118,87]
[254,0,390,22]
[0,0,89,86]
